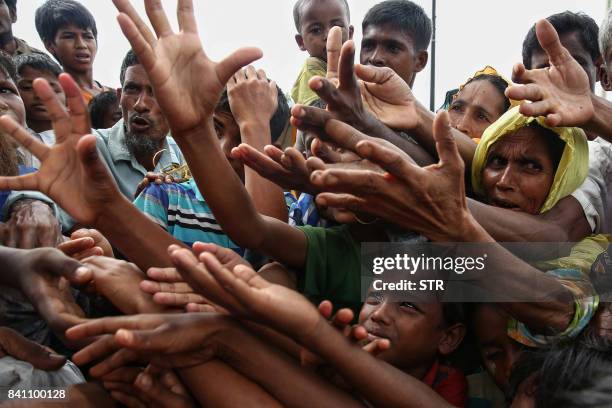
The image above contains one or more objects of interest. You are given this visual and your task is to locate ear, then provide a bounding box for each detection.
[414,50,429,73]
[9,8,16,24]
[295,34,306,52]
[599,65,612,91]
[348,25,354,40]
[43,41,58,59]
[437,323,466,356]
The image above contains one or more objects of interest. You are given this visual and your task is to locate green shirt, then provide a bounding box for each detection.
[297,225,363,315]
[291,57,327,106]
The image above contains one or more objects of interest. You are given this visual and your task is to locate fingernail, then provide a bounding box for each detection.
[311,79,322,90]
[137,373,152,389]
[75,267,90,278]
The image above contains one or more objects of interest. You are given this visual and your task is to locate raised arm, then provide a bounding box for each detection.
[112,0,307,268]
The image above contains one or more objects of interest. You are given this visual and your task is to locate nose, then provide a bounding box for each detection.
[496,166,517,191]
[368,48,386,67]
[370,301,392,326]
[133,92,150,114]
[74,34,86,49]
[454,116,472,138]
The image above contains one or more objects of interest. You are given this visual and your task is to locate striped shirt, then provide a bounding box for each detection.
[133,178,241,252]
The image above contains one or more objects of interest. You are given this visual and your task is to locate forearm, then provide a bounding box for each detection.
[588,94,612,141]
[94,196,184,269]
[414,103,476,169]
[307,320,451,408]
[216,323,362,408]
[240,122,288,222]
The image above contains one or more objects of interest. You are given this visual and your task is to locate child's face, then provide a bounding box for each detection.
[471,304,523,393]
[0,70,25,127]
[48,24,97,73]
[100,98,122,130]
[295,0,352,60]
[214,110,244,181]
[360,24,427,87]
[358,290,451,375]
[17,67,66,124]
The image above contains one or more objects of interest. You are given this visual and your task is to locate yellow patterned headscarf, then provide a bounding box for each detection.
[471,106,588,213]
[458,66,521,109]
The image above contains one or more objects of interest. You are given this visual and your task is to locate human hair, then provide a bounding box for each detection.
[35,0,97,44]
[507,334,612,407]
[600,8,612,59]
[88,91,118,129]
[0,50,17,82]
[362,0,432,52]
[441,302,465,328]
[293,0,350,32]
[14,53,62,78]
[217,85,290,144]
[119,50,139,86]
[5,0,16,17]
[464,74,511,113]
[522,11,600,69]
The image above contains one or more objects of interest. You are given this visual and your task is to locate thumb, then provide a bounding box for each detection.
[0,328,66,371]
[115,328,169,352]
[432,111,463,171]
[216,47,263,85]
[354,64,395,85]
[46,249,92,285]
[318,300,333,319]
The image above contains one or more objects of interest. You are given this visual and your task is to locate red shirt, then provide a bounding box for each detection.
[422,360,468,408]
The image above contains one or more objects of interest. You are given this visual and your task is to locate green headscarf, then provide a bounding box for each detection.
[471,106,588,213]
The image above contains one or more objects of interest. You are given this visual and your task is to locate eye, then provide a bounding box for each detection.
[487,156,506,168]
[477,112,490,122]
[449,104,463,113]
[523,161,543,172]
[399,301,416,311]
[387,45,400,54]
[309,26,322,35]
[367,292,383,305]
[0,87,15,95]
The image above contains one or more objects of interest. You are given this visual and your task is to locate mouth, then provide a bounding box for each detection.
[31,104,47,113]
[75,52,91,63]
[130,116,152,132]
[491,198,522,211]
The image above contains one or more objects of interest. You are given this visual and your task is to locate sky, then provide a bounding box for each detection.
[13,0,609,108]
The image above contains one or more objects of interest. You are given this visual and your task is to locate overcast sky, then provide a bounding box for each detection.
[13,0,609,108]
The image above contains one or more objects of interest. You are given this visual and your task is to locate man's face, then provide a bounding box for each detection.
[119,64,169,146]
[360,24,427,87]
[17,67,66,124]
[47,24,97,73]
[530,31,598,91]
[0,0,14,37]
[0,70,25,126]
[295,0,352,61]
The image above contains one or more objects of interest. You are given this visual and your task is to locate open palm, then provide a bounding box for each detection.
[112,0,263,135]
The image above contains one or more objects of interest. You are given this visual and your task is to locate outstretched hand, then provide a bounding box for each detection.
[505,19,594,127]
[0,75,122,226]
[112,0,262,136]
[310,112,482,242]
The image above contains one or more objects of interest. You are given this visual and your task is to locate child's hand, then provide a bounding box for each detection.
[70,228,114,258]
[112,0,262,137]
[228,67,278,131]
[170,246,323,344]
[141,266,210,310]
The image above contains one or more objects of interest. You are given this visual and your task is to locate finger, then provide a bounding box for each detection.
[315,192,368,213]
[354,64,396,85]
[291,104,333,132]
[140,280,194,294]
[147,267,184,283]
[144,0,173,37]
[135,372,193,406]
[350,325,368,341]
[71,334,119,366]
[66,315,153,341]
[152,292,207,307]
[506,83,544,103]
[57,74,91,135]
[186,303,216,313]
[245,65,258,80]
[102,366,143,383]
[323,118,371,151]
[305,156,326,173]
[318,300,333,319]
[353,140,416,182]
[331,308,354,329]
[76,134,116,186]
[282,148,309,174]
[112,0,157,45]
[0,327,66,370]
[72,247,105,261]
[544,113,563,128]
[308,76,339,106]
[362,338,391,356]
[90,348,142,378]
[338,40,357,91]
[536,19,572,67]
[311,139,343,163]
[117,13,156,76]
[0,115,49,160]
[518,100,552,118]
[18,225,36,249]
[216,47,263,86]
[326,26,343,82]
[510,62,532,85]
[199,253,263,304]
[432,110,464,170]
[58,237,95,256]
[177,0,198,34]
[32,78,72,140]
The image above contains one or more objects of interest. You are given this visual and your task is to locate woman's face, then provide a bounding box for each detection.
[481,127,557,214]
[449,79,506,139]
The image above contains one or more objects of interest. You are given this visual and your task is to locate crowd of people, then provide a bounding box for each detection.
[1,0,612,406]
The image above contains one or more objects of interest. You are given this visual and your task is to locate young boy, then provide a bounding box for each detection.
[14,53,65,135]
[88,91,122,130]
[34,0,111,104]
[134,79,289,252]
[291,0,353,107]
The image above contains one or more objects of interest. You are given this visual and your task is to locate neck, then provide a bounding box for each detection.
[0,31,16,55]
[27,119,52,134]
[134,141,166,172]
[404,361,434,382]
[66,67,94,89]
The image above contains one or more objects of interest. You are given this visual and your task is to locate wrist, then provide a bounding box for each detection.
[588,94,609,136]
